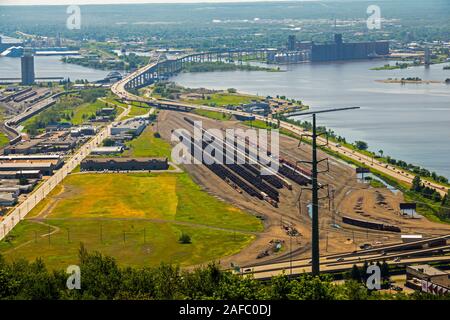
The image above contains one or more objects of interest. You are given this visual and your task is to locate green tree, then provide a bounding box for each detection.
[411,175,422,192]
[381,261,390,282]
[350,264,361,282]
[179,233,191,244]
[354,140,368,151]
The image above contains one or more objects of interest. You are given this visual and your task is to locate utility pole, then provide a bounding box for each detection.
[289,235,293,279]
[330,188,336,227]
[311,113,320,275]
[296,106,359,276]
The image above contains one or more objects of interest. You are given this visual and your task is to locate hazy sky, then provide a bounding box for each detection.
[1,0,311,5]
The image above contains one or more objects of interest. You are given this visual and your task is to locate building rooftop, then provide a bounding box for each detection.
[0,170,41,175]
[0,155,62,161]
[91,146,124,153]
[0,162,54,169]
[83,157,167,163]
[0,192,17,202]
[401,235,423,239]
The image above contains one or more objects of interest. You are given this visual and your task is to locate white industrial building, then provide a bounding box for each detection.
[90,146,124,155]
[110,118,147,137]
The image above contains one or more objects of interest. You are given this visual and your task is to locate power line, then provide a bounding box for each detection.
[298,106,360,276]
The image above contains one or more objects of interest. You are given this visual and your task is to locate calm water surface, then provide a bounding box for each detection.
[0,56,110,82]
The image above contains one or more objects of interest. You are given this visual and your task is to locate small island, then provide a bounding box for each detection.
[376,77,443,84]
[370,62,412,71]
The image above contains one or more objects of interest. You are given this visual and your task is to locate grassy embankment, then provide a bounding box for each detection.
[102,97,151,120]
[122,125,172,159]
[0,108,9,147]
[0,133,9,148]
[186,92,261,108]
[22,95,114,134]
[185,92,261,121]
[183,92,259,121]
[193,109,232,121]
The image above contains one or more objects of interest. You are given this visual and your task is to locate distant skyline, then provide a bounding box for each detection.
[1,0,320,6]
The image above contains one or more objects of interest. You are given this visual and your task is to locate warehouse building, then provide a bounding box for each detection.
[0,162,57,175]
[0,155,63,175]
[3,132,79,155]
[90,146,124,155]
[311,34,389,62]
[110,118,147,137]
[70,125,97,137]
[0,170,42,179]
[80,157,169,171]
[406,264,450,294]
[0,192,17,207]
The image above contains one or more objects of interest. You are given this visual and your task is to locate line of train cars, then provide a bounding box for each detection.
[342,215,401,233]
[178,117,318,207]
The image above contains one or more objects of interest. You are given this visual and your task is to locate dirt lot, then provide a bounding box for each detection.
[157,110,450,268]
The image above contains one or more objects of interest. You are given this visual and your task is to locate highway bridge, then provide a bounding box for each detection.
[114,48,277,91]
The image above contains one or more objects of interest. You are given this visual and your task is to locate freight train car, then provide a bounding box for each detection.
[342,216,401,233]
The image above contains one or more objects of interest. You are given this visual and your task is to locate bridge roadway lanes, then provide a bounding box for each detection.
[244,235,450,279]
[250,254,450,280]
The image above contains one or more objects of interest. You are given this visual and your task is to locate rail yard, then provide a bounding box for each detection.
[157,110,450,269]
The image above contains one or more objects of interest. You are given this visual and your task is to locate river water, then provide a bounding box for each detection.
[172,60,450,179]
[0,55,110,82]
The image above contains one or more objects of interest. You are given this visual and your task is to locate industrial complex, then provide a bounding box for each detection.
[267,33,390,64]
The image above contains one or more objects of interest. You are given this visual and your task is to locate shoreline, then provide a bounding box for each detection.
[376,79,444,84]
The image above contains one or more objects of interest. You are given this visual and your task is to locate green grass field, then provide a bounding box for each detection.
[187,93,260,107]
[244,119,302,140]
[0,173,262,269]
[71,100,108,125]
[123,125,172,159]
[0,132,9,148]
[23,97,112,133]
[124,104,152,119]
[193,109,232,121]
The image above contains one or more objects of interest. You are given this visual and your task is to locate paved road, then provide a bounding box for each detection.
[242,235,450,279]
[249,254,450,279]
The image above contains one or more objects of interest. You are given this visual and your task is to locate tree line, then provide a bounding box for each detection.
[0,245,449,300]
